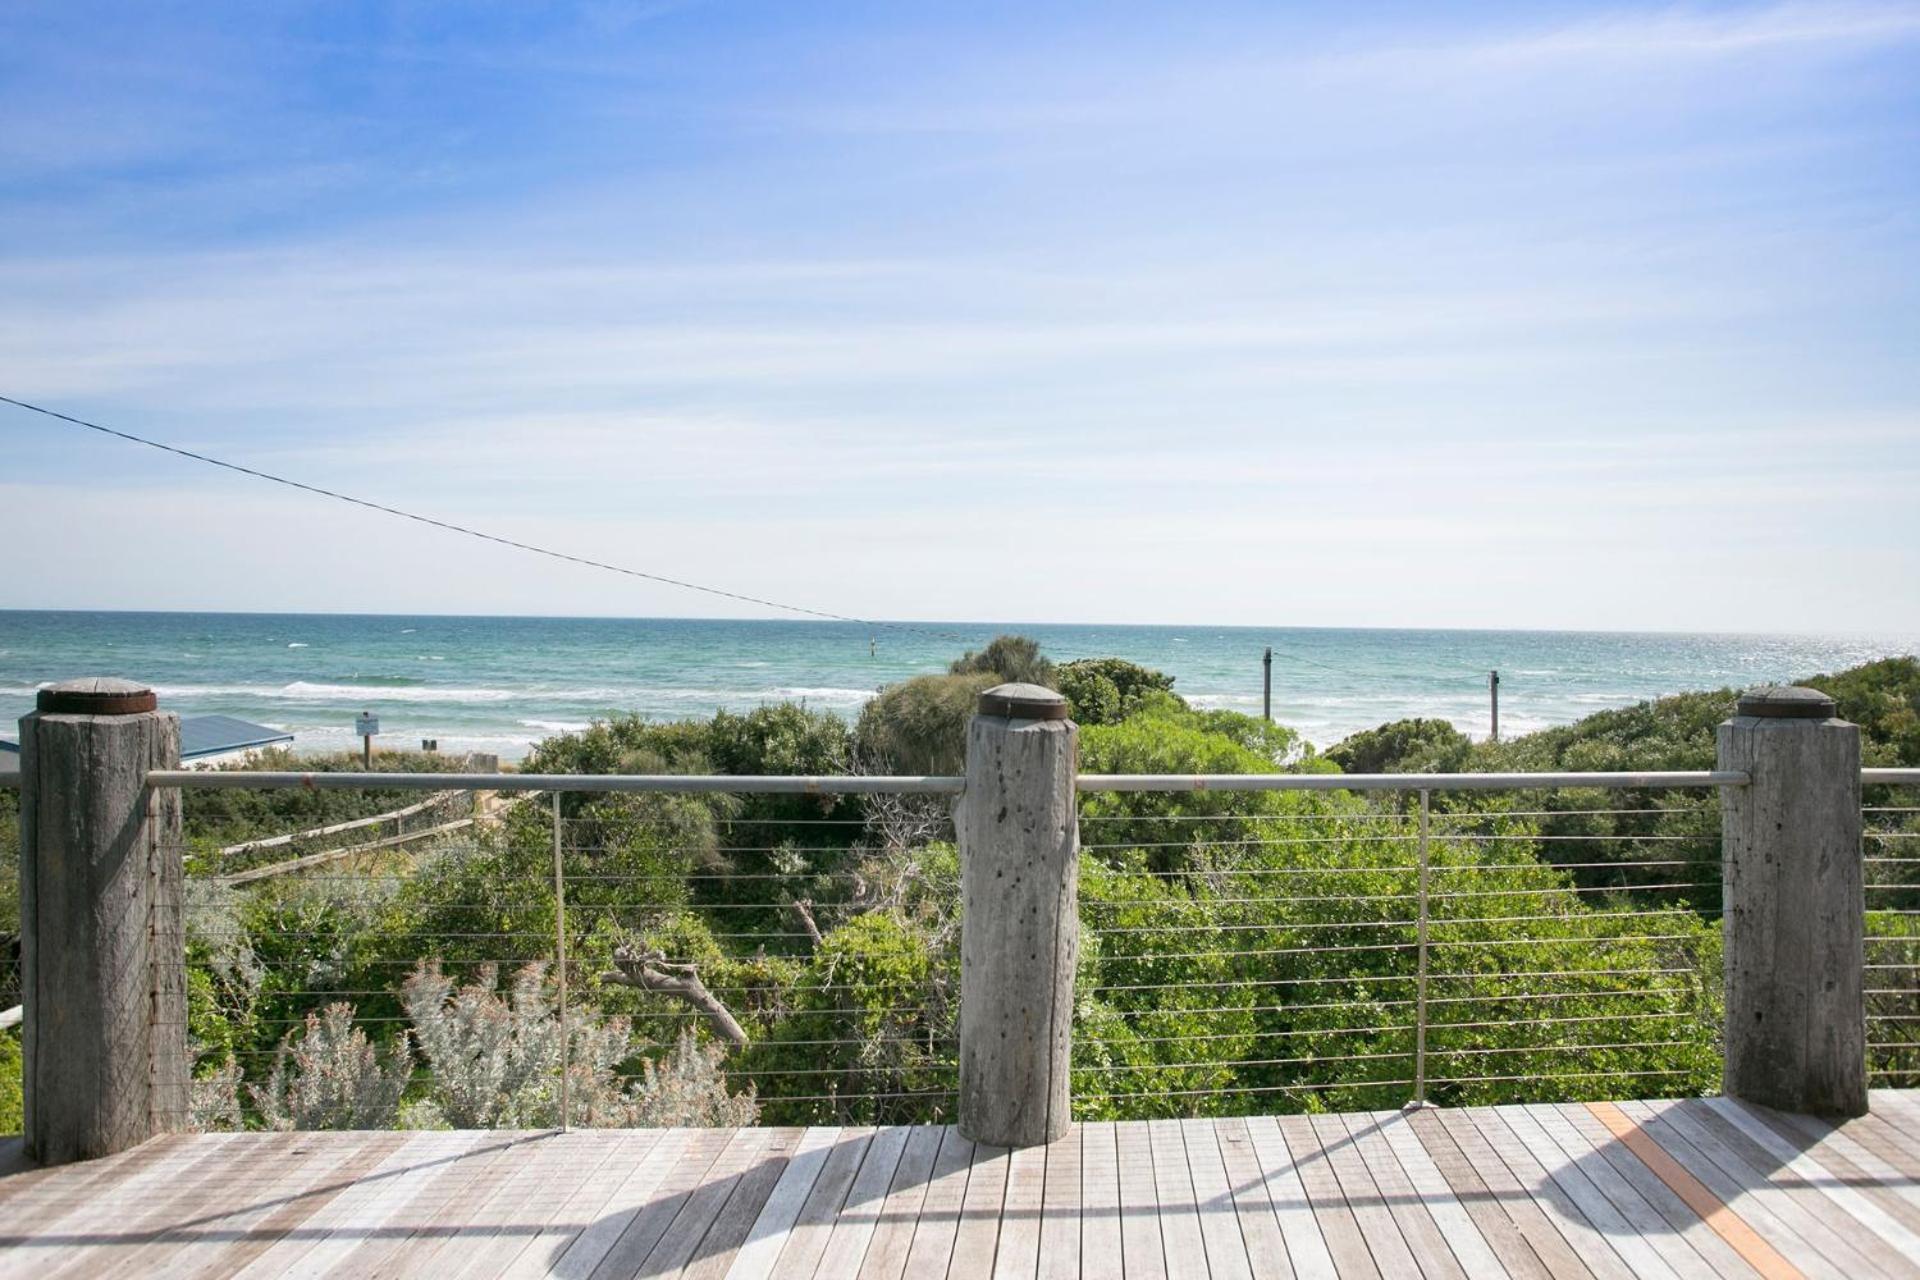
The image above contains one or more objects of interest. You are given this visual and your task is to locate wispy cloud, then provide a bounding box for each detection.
[780,3,1920,136]
[0,2,1916,628]
[1418,2,1920,63]
[0,239,1766,408]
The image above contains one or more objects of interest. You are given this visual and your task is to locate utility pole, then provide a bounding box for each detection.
[1489,670,1500,743]
[1263,647,1273,723]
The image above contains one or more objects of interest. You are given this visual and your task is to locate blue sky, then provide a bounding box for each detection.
[3,2,1917,631]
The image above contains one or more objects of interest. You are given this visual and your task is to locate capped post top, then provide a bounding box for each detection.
[37,677,158,716]
[1734,685,1836,720]
[977,682,1070,721]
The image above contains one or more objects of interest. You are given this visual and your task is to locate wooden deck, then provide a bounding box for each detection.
[3,1092,1918,1278]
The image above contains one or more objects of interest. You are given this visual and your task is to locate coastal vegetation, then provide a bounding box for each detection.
[1,648,1915,1135]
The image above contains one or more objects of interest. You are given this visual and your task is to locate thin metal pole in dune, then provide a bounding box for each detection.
[1489,670,1500,743]
[1263,647,1273,723]
[553,790,570,1132]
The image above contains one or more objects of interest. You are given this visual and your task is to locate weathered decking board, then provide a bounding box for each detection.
[3,1090,1918,1278]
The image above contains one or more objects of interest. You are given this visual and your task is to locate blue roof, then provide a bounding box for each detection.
[1,714,292,760]
[179,714,294,759]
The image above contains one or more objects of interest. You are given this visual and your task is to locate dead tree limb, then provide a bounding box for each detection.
[788,898,823,948]
[601,946,749,1049]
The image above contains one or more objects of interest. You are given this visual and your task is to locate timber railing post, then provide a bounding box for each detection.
[956,682,1079,1147]
[1718,685,1865,1117]
[19,677,186,1162]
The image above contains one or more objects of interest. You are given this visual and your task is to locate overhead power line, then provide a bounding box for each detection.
[1,394,1488,685]
[1,393,954,639]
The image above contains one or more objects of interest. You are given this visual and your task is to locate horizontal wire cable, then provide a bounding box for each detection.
[1089,1080,1416,1101]
[1425,1067,1696,1085]
[1082,1050,1416,1071]
[1424,1039,1695,1058]
[1425,1010,1690,1031]
[1077,812,1420,824]
[1424,984,1698,1004]
[1073,1024,1406,1046]
[1426,882,1705,899]
[1104,998,1418,1016]
[1089,919,1419,935]
[1426,932,1706,949]
[1084,891,1421,907]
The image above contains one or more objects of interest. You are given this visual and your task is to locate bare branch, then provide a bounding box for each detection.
[601,946,750,1050]
[842,740,954,854]
[788,898,823,948]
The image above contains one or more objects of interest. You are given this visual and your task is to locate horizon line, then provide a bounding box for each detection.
[0,604,1915,645]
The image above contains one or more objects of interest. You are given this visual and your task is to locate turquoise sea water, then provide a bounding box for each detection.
[0,611,1913,760]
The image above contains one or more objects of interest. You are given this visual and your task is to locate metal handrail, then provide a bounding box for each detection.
[118,767,1754,794]
[140,770,966,794]
[0,766,1908,793]
[1077,770,1750,792]
[0,766,1908,792]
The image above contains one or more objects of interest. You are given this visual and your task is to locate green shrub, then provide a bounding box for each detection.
[949,634,1055,686]
[1326,718,1471,775]
[748,913,953,1124]
[0,1029,20,1135]
[1079,698,1330,874]
[854,673,999,775]
[1057,658,1180,726]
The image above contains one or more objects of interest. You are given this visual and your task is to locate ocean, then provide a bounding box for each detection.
[0,611,1913,761]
